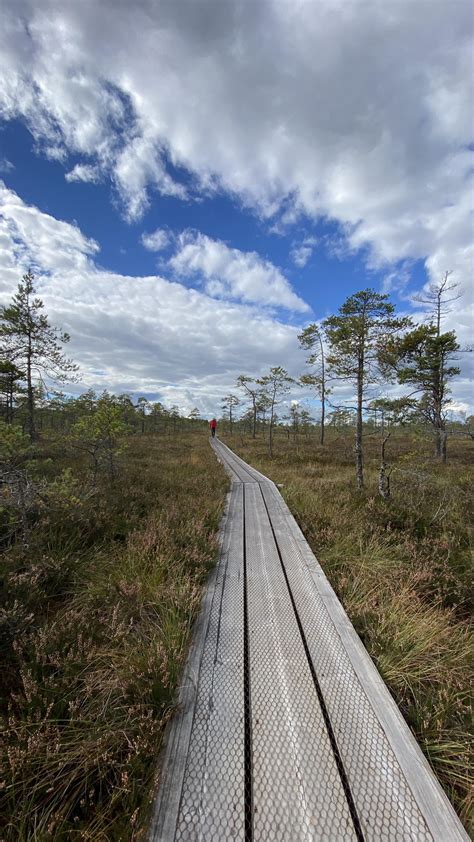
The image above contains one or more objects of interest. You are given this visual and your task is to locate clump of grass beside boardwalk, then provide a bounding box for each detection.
[222,429,473,835]
[1,432,227,840]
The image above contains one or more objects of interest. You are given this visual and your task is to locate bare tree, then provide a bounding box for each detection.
[413,271,461,336]
[369,398,413,500]
[236,375,259,438]
[255,391,272,439]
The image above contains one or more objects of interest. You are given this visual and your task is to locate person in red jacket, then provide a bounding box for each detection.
[209,418,217,438]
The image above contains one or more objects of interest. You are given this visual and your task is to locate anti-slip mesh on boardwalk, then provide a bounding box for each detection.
[149,438,468,842]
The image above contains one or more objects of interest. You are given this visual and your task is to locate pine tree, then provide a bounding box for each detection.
[257,367,294,457]
[381,273,462,462]
[0,359,25,423]
[221,394,240,435]
[0,272,78,440]
[382,325,460,462]
[324,289,411,489]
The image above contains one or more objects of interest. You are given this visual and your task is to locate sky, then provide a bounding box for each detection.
[0,0,473,418]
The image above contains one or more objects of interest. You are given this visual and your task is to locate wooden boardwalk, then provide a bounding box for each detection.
[149,439,468,841]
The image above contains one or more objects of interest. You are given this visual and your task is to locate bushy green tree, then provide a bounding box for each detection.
[382,325,460,462]
[71,393,129,483]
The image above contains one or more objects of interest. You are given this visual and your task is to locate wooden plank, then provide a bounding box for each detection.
[212,438,257,483]
[244,483,356,841]
[151,441,468,842]
[174,483,246,840]
[214,438,274,485]
[148,487,238,841]
[210,438,243,483]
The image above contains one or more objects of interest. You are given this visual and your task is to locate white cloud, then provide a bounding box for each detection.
[290,236,317,268]
[65,163,100,183]
[113,133,187,221]
[0,157,14,173]
[0,184,471,415]
[0,0,472,285]
[141,228,170,252]
[0,180,99,290]
[0,184,309,415]
[169,230,309,312]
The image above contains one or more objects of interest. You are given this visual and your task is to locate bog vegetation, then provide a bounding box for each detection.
[1,272,472,836]
[1,421,227,839]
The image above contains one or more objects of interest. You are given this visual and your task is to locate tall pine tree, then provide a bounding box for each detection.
[0,272,78,440]
[324,289,411,489]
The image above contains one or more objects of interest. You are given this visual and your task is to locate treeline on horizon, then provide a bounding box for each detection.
[1,270,471,491]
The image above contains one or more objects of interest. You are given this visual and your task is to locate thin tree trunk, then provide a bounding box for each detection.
[269,401,275,458]
[6,378,13,424]
[355,353,364,490]
[441,430,447,463]
[26,342,36,441]
[436,428,448,463]
[378,433,391,500]
[320,379,325,445]
[433,391,445,461]
[18,474,30,547]
[319,332,325,446]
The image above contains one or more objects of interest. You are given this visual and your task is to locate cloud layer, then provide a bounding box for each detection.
[0,183,308,414]
[1,182,471,417]
[0,0,472,284]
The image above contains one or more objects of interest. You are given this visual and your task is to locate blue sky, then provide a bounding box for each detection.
[1,118,429,313]
[0,0,472,416]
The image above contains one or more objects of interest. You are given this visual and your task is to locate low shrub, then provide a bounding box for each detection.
[1,432,227,840]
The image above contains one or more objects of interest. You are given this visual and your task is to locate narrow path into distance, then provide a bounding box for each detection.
[149,438,468,842]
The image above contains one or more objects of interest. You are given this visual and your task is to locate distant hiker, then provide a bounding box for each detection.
[209,418,217,438]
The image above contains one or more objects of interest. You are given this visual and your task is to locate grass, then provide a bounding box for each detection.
[2,424,472,836]
[1,431,228,840]
[222,427,473,834]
